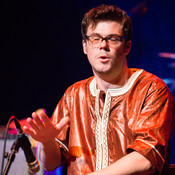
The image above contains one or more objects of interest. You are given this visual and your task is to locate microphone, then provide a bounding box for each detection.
[13,118,40,174]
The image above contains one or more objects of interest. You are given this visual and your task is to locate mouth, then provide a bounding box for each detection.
[98,56,110,62]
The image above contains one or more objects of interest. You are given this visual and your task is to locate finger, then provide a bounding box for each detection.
[55,117,69,133]
[32,112,40,119]
[38,111,52,126]
[23,126,36,137]
[26,117,40,131]
[32,112,45,129]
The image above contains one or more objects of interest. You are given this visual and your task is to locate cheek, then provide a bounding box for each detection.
[85,46,97,59]
[112,48,123,57]
[86,50,98,65]
[86,52,94,62]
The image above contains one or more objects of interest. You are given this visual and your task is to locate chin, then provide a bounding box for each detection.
[95,69,112,76]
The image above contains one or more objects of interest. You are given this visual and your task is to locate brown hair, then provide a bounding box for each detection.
[81,4,132,42]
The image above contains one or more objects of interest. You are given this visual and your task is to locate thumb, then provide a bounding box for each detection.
[55,117,69,133]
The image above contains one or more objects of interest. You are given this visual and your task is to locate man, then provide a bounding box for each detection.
[23,4,174,175]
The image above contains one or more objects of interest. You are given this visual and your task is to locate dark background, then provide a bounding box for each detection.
[1,0,175,162]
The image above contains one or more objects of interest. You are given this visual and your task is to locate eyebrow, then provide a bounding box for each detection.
[87,33,122,37]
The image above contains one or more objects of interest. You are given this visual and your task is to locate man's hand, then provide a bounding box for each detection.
[23,111,69,143]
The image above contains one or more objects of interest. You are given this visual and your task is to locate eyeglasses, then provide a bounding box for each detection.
[84,34,127,48]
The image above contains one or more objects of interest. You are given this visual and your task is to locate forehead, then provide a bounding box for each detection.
[87,21,123,36]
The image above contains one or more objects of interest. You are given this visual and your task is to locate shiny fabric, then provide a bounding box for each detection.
[51,69,174,175]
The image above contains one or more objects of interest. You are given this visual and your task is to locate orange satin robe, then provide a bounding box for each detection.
[51,69,174,175]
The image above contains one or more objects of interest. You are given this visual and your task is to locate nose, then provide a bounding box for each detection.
[100,39,109,50]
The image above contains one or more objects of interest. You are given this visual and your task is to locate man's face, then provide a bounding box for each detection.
[83,21,131,78]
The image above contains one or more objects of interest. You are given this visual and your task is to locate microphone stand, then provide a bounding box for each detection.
[2,138,20,175]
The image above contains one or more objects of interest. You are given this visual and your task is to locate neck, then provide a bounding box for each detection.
[94,67,132,91]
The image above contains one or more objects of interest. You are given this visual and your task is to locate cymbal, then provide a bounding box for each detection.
[0,125,6,132]
[158,52,175,59]
[168,62,175,69]
[0,125,17,138]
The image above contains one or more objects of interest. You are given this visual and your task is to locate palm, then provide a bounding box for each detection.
[23,112,69,143]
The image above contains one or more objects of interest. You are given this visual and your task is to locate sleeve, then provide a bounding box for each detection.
[127,81,175,173]
[51,88,72,164]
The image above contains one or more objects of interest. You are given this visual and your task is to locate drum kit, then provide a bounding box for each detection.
[0,118,42,175]
[0,107,65,175]
[0,109,45,175]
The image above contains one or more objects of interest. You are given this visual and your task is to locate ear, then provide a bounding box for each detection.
[82,39,87,54]
[124,40,132,55]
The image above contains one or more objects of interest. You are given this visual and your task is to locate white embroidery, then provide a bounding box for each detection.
[90,69,143,171]
[102,92,111,169]
[95,91,102,170]
[89,69,143,97]
[94,91,111,170]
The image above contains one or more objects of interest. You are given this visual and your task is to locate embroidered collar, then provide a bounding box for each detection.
[89,69,143,97]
